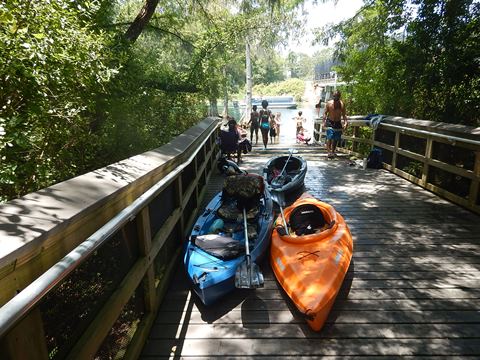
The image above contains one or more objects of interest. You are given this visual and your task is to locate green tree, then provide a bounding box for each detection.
[0,0,310,203]
[0,0,116,201]
[317,0,479,125]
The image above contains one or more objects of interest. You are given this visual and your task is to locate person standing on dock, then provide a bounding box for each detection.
[323,90,348,158]
[247,105,259,145]
[259,100,273,150]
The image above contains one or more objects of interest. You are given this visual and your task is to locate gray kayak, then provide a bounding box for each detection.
[263,155,307,195]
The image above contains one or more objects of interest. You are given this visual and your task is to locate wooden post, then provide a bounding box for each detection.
[193,157,199,210]
[352,126,359,152]
[0,308,49,360]
[469,150,480,208]
[392,129,400,170]
[421,136,433,186]
[175,176,185,242]
[136,207,155,312]
[370,127,376,151]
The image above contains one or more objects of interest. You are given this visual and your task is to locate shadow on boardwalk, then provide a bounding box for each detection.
[141,143,480,359]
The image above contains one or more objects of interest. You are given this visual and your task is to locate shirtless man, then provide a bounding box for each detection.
[323,90,348,157]
[247,105,259,145]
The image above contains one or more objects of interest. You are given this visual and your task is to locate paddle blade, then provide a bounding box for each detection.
[235,256,264,288]
[270,191,285,207]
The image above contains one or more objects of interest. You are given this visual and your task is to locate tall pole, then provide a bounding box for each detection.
[245,38,252,124]
[223,66,228,119]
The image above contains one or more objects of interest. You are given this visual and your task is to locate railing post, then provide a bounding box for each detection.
[469,150,480,208]
[0,308,48,360]
[193,156,199,212]
[421,136,433,187]
[136,207,155,312]
[175,176,185,242]
[352,126,359,153]
[391,129,400,170]
[370,127,376,151]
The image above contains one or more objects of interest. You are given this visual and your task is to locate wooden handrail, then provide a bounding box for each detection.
[314,115,480,215]
[0,117,221,359]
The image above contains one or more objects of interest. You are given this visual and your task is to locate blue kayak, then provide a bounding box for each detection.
[184,175,274,305]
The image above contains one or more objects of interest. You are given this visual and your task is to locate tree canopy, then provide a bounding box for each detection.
[317,0,479,126]
[2,0,478,202]
[0,0,305,202]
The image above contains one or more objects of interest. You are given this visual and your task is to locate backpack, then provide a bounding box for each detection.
[289,204,326,236]
[367,147,383,169]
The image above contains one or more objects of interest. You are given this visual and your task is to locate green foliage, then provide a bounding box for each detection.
[286,49,334,79]
[0,0,306,203]
[252,52,285,84]
[343,124,373,156]
[319,0,480,126]
[403,160,423,178]
[0,0,116,201]
[253,78,305,101]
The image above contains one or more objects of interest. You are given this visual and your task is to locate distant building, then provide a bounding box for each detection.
[313,58,344,102]
[314,58,340,82]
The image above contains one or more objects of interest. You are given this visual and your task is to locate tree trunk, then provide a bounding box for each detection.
[209,98,218,117]
[223,66,228,120]
[124,0,160,42]
[245,39,253,124]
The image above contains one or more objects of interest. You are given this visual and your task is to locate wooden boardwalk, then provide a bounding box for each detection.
[141,142,480,359]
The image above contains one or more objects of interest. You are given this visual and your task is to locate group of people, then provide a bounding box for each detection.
[247,101,282,150]
[218,90,348,163]
[293,90,348,156]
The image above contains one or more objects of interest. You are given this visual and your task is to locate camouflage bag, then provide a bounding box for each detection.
[222,174,264,209]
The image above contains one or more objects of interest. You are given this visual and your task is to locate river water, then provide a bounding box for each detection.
[229,103,321,146]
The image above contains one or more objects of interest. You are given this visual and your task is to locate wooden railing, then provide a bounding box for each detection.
[0,117,221,359]
[314,116,480,215]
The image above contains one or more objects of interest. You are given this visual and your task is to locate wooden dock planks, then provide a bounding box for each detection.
[141,144,480,359]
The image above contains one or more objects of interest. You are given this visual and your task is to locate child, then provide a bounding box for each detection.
[269,116,276,144]
[294,111,306,136]
[297,127,312,145]
[274,112,281,141]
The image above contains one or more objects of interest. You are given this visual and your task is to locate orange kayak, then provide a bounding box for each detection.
[270,193,353,331]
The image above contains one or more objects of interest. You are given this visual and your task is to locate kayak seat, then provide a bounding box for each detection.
[289,204,326,236]
[193,234,245,260]
[217,202,259,221]
[222,174,264,210]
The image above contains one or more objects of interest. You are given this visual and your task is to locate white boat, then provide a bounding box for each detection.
[240,96,297,109]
